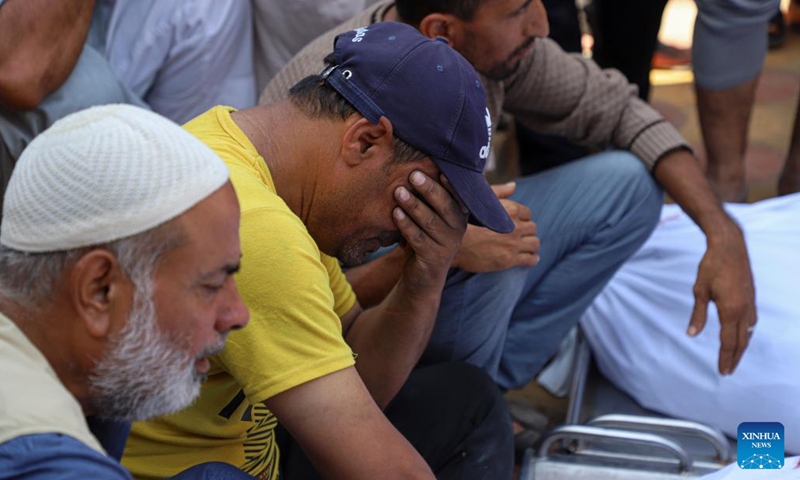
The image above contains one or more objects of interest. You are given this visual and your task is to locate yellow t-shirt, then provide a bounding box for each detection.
[122,106,357,480]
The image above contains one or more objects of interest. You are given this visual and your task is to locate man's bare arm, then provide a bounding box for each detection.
[345,248,404,309]
[0,0,96,109]
[652,149,756,375]
[342,170,467,408]
[266,367,434,480]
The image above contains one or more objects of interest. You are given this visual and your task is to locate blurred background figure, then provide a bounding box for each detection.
[0,0,256,216]
[251,0,372,92]
[588,0,796,201]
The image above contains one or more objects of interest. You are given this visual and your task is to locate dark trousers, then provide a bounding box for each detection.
[276,363,514,480]
[589,0,669,101]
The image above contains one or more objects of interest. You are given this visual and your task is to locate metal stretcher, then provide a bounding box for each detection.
[518,330,733,479]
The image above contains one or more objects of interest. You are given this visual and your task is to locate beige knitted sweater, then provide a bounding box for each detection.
[261,1,688,173]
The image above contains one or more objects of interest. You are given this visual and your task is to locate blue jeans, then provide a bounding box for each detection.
[419,151,664,390]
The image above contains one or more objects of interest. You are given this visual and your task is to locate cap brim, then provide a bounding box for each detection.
[435,161,514,234]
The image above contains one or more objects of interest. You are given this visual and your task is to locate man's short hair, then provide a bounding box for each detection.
[288,53,427,166]
[395,0,483,27]
[0,221,184,311]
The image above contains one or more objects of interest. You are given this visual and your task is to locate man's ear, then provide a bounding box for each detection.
[68,250,131,339]
[340,116,394,167]
[418,13,462,44]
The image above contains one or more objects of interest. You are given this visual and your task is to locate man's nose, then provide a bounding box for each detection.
[216,279,250,333]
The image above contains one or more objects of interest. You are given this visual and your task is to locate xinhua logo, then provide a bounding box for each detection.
[738,422,784,470]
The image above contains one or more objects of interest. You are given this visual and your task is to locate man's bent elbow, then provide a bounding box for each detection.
[0,78,49,110]
[0,63,67,110]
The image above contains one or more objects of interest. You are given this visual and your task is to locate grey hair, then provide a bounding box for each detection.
[0,221,184,310]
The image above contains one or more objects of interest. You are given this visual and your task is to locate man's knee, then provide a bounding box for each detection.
[397,363,505,416]
[590,150,663,230]
[443,362,505,411]
[395,364,513,478]
[587,151,656,188]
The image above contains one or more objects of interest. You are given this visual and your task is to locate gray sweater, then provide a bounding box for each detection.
[261,0,688,174]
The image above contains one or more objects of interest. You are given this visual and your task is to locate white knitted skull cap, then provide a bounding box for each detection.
[1,104,230,252]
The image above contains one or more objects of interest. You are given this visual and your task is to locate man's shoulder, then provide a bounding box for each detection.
[0,434,131,480]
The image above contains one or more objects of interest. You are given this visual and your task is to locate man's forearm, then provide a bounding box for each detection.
[345,248,404,309]
[653,148,756,374]
[344,266,447,409]
[0,0,96,109]
[652,148,738,236]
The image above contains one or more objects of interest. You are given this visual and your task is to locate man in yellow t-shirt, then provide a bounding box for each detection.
[124,23,515,480]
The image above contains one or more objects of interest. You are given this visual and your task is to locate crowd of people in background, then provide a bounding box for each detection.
[0,0,797,479]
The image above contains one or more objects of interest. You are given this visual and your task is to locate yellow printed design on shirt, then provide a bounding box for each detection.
[216,389,278,478]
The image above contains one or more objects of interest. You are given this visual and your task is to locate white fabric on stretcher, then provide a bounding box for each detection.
[701,456,800,479]
[581,193,800,454]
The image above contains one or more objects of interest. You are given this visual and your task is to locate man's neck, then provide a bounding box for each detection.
[230,103,337,224]
[2,304,96,415]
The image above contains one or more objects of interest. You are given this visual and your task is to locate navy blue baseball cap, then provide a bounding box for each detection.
[322,22,514,234]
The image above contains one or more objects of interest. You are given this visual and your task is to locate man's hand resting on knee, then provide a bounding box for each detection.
[452,182,541,273]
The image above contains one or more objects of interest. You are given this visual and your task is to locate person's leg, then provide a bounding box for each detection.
[693,0,781,202]
[589,0,669,101]
[498,151,663,390]
[423,151,663,389]
[695,78,759,202]
[277,363,514,480]
[419,265,529,378]
[778,96,800,196]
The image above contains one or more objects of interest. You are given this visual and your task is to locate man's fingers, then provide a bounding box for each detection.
[516,220,537,237]
[407,171,464,231]
[516,203,532,222]
[392,205,426,248]
[525,235,541,255]
[688,285,710,337]
[729,319,751,374]
[717,318,738,375]
[395,185,436,234]
[518,251,540,267]
[491,181,516,199]
[729,306,756,374]
[440,174,469,215]
[500,199,532,222]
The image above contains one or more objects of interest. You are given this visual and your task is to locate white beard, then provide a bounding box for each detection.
[87,281,223,421]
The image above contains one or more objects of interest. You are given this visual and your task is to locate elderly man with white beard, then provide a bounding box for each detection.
[0,105,252,479]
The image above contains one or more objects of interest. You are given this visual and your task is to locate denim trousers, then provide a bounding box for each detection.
[419,151,664,390]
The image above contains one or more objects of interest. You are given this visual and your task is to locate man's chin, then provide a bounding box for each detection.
[338,243,376,267]
[483,61,523,81]
[340,252,370,268]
